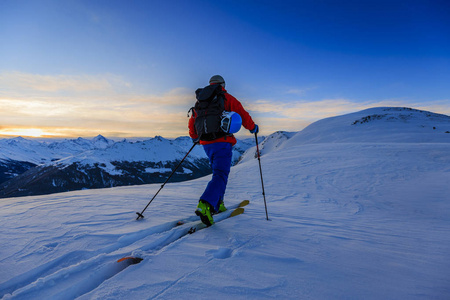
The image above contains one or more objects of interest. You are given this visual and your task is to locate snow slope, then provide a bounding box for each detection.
[283,107,450,145]
[0,107,449,299]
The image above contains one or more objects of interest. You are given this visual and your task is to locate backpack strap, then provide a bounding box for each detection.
[187,107,195,117]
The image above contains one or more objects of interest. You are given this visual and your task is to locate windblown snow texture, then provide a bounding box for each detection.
[1,107,449,299]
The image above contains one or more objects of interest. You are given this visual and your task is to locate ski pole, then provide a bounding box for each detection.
[255,133,269,220]
[136,142,198,220]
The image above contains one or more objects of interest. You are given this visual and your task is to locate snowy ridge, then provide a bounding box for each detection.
[46,137,207,174]
[241,107,450,164]
[284,107,450,146]
[238,131,295,164]
[0,135,115,164]
[0,107,449,299]
[0,136,254,197]
[0,135,254,168]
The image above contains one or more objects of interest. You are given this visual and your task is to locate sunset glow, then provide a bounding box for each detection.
[0,128,57,138]
[1,1,449,138]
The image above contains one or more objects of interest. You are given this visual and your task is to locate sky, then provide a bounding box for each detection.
[1,0,449,139]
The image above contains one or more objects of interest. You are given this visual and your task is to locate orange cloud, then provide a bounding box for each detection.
[1,71,449,138]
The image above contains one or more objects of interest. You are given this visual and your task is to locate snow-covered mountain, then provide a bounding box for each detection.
[0,135,255,198]
[240,107,450,164]
[0,106,448,299]
[238,131,296,163]
[0,135,115,164]
[0,135,118,185]
[284,106,450,145]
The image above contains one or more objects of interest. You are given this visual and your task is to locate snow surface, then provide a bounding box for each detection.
[1,107,449,299]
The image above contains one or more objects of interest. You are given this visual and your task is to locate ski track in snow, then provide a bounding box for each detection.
[0,200,246,299]
[0,221,179,298]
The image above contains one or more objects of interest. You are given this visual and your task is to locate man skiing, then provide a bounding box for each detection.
[189,75,259,226]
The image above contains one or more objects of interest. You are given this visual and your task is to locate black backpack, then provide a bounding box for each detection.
[192,84,227,141]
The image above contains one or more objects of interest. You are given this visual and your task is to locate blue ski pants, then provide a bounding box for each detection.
[200,142,232,212]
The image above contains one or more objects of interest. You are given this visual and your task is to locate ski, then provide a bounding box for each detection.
[117,200,249,265]
[187,207,245,234]
[176,199,249,227]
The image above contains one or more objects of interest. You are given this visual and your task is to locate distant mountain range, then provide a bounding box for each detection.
[0,135,256,198]
[1,107,449,199]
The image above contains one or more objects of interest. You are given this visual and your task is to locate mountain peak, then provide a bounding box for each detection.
[91,134,114,149]
[12,136,26,141]
[154,136,166,142]
[92,134,108,144]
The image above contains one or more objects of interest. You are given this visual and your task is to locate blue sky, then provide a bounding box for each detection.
[1,0,449,138]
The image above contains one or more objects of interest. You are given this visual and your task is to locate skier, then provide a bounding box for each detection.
[189,75,259,226]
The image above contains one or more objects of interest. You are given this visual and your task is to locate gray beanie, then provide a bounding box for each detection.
[209,75,225,84]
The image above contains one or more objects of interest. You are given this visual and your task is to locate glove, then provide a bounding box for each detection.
[250,124,259,134]
[192,137,200,144]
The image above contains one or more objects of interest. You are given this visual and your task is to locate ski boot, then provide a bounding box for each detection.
[195,200,214,226]
[218,201,227,213]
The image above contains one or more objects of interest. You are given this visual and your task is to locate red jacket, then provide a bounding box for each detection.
[189,85,256,146]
